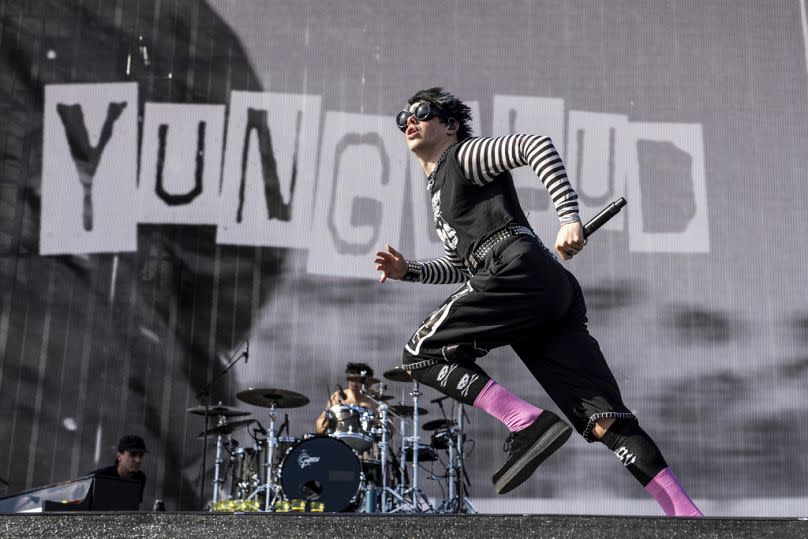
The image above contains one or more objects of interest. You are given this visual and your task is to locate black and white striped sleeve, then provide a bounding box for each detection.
[403,248,469,285]
[456,135,580,223]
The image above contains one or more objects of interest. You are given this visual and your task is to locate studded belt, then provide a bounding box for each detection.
[466,225,536,273]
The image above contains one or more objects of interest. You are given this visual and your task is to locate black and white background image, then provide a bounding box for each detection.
[1,0,808,516]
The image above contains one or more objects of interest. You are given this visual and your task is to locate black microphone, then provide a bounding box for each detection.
[583,197,627,239]
[430,395,450,404]
[337,384,348,401]
[253,421,267,435]
[244,340,249,363]
[276,414,289,437]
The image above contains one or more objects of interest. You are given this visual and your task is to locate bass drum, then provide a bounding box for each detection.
[279,436,363,512]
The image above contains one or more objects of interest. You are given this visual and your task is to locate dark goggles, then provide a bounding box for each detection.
[396,101,440,132]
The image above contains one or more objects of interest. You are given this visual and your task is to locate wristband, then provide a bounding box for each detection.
[402,260,422,282]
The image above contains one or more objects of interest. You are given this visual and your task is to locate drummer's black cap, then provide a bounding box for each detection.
[346,362,374,377]
[116,434,149,454]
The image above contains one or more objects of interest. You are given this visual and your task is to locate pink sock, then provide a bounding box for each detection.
[645,467,703,517]
[473,380,542,432]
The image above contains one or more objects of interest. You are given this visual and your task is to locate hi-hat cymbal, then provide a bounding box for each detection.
[347,374,380,385]
[186,404,251,417]
[197,419,254,438]
[363,391,393,401]
[388,404,428,416]
[422,419,455,431]
[383,367,412,383]
[237,388,310,409]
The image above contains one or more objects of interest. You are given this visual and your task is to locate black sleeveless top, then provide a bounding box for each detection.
[430,146,532,262]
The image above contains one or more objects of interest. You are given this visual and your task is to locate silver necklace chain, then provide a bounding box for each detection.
[425,143,457,192]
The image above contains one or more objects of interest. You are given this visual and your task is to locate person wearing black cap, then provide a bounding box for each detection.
[91,434,149,505]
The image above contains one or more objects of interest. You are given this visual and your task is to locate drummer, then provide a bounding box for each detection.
[315,362,379,435]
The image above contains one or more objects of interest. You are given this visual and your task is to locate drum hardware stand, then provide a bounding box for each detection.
[247,403,284,511]
[211,420,226,504]
[382,403,414,513]
[234,387,309,511]
[360,385,400,513]
[456,404,476,513]
[226,439,239,500]
[389,380,433,513]
[228,437,255,501]
[437,403,476,513]
[397,402,408,502]
[352,384,378,513]
[374,401,409,513]
[195,342,249,508]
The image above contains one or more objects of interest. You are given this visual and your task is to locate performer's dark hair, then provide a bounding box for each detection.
[345,362,374,377]
[408,87,474,141]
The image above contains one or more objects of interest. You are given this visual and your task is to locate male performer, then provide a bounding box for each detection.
[374,87,702,516]
[91,434,149,505]
[315,362,379,434]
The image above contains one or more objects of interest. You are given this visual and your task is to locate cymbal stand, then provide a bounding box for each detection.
[360,387,404,513]
[439,403,476,513]
[205,412,233,505]
[397,380,433,513]
[397,401,408,500]
[227,440,238,500]
[375,401,406,512]
[247,403,282,511]
[212,426,225,504]
[385,406,412,513]
[195,342,249,508]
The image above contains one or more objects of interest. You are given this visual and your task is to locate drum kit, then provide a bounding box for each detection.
[188,367,476,513]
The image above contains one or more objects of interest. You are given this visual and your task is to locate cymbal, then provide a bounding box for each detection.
[197,419,253,438]
[383,367,412,383]
[186,404,251,417]
[388,404,428,416]
[362,388,392,400]
[237,388,310,409]
[347,374,380,385]
[423,419,455,431]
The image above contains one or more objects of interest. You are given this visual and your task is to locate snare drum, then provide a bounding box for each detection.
[326,404,375,452]
[279,436,363,512]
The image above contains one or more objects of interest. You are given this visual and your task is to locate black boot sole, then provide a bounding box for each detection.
[493,419,572,495]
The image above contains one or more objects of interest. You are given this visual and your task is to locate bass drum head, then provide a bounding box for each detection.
[280,436,363,512]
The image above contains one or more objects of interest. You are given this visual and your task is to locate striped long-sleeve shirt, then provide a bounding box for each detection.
[407,134,579,285]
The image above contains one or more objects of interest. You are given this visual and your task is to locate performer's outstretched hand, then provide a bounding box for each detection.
[374,244,408,283]
[555,221,586,260]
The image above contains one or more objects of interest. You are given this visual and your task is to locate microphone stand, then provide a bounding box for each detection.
[195,341,248,508]
[433,396,449,421]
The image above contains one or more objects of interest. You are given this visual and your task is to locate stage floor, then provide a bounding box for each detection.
[1,512,807,539]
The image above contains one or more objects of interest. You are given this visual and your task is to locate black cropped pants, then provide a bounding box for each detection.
[402,235,635,441]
